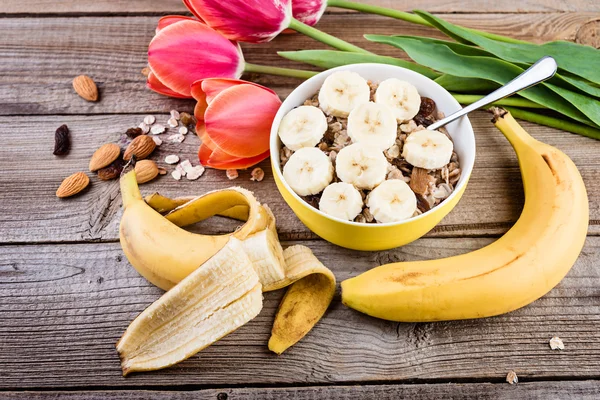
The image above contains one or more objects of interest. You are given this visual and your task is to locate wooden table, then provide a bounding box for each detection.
[1,1,600,398]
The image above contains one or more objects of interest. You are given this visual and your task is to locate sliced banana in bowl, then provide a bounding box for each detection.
[318,70,370,118]
[375,78,421,123]
[278,105,327,151]
[336,143,388,190]
[283,147,334,196]
[347,102,397,151]
[402,129,454,170]
[319,182,364,221]
[367,179,417,223]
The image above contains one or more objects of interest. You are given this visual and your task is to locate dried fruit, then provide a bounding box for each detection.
[72,75,99,102]
[56,172,90,198]
[126,127,144,138]
[418,97,436,118]
[250,167,264,182]
[549,336,564,350]
[97,159,124,181]
[135,160,159,184]
[124,135,156,161]
[179,112,194,126]
[506,371,518,385]
[165,155,180,165]
[226,169,239,180]
[53,124,70,155]
[89,143,121,172]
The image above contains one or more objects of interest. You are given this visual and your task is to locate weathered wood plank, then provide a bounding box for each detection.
[1,113,599,243]
[1,238,599,388]
[0,13,598,115]
[2,381,600,399]
[0,0,597,14]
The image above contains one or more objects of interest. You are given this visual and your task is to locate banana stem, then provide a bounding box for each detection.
[326,0,527,44]
[120,170,143,208]
[504,107,600,141]
[288,18,372,54]
[244,63,318,79]
[452,94,545,109]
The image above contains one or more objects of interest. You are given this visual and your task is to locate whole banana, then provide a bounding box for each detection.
[341,109,589,322]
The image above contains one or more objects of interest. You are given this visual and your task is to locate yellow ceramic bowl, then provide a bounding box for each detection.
[270,64,475,251]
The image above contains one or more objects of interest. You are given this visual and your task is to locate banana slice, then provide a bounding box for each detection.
[335,143,387,190]
[319,182,364,221]
[318,71,370,117]
[366,179,417,223]
[347,102,398,151]
[402,129,454,170]
[374,78,421,122]
[278,106,328,151]
[283,147,334,196]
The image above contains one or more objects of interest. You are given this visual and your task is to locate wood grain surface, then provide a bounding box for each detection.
[1,238,599,388]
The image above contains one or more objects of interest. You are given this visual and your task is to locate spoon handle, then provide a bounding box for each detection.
[427,56,557,131]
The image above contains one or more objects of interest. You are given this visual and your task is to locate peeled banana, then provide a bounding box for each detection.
[342,109,589,322]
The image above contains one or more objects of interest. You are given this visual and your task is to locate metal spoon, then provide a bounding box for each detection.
[427,56,558,131]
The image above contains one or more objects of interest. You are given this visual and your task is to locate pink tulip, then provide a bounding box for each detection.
[184,0,292,43]
[292,0,327,26]
[192,79,281,170]
[147,18,244,97]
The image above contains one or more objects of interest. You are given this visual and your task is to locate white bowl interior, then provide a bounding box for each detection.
[270,63,476,226]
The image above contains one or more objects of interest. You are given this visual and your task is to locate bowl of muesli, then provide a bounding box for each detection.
[270,63,475,251]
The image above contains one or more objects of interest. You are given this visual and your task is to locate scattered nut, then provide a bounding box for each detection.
[152,136,162,146]
[144,115,156,125]
[141,67,150,77]
[157,167,167,175]
[179,126,189,135]
[171,170,182,180]
[226,169,239,180]
[506,371,518,385]
[180,112,194,126]
[150,124,165,135]
[56,172,90,198]
[170,110,180,120]
[409,167,430,195]
[549,336,564,350]
[125,127,144,138]
[72,75,99,102]
[97,159,124,181]
[165,155,180,165]
[168,117,178,128]
[53,124,70,156]
[89,143,121,172]
[250,167,264,182]
[135,159,159,184]
[168,133,185,143]
[139,123,150,134]
[124,135,156,161]
[186,166,205,180]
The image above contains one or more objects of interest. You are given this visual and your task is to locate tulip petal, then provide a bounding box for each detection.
[205,83,281,158]
[182,0,205,22]
[156,15,198,33]
[148,20,244,97]
[198,143,215,165]
[202,78,277,103]
[191,81,209,121]
[207,148,270,170]
[186,0,292,43]
[147,71,191,98]
[292,0,327,27]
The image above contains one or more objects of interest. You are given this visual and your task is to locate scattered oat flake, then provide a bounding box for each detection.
[175,164,187,177]
[549,336,564,350]
[226,169,239,180]
[165,155,180,164]
[168,117,179,128]
[250,167,264,182]
[506,371,518,385]
[171,170,182,180]
[152,136,162,146]
[179,126,189,135]
[186,166,205,181]
[157,167,167,175]
[139,122,150,134]
[144,115,156,125]
[179,159,193,174]
[170,110,180,120]
[151,124,166,135]
[168,133,185,143]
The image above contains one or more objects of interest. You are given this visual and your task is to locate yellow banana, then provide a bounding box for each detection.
[341,109,589,322]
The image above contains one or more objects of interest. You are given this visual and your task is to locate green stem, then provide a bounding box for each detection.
[451,94,545,109]
[327,0,527,45]
[243,63,318,79]
[288,18,372,54]
[505,107,600,140]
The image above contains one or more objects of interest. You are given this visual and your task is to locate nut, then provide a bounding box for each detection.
[506,371,518,385]
[180,112,195,126]
[549,336,564,350]
[89,143,121,172]
[97,159,124,181]
[226,169,238,180]
[123,135,156,161]
[250,167,264,182]
[135,160,159,184]
[56,172,90,198]
[72,75,99,102]
[53,124,70,156]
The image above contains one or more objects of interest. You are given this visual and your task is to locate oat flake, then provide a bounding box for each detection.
[171,170,182,180]
[179,159,193,174]
[226,169,239,180]
[549,336,564,350]
[144,115,156,125]
[151,124,165,135]
[168,133,185,143]
[152,136,162,146]
[186,166,205,181]
[139,122,150,134]
[175,163,187,177]
[168,117,179,128]
[170,110,180,120]
[165,155,180,164]
[179,126,189,135]
[506,371,518,385]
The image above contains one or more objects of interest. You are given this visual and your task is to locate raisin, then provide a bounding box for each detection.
[323,129,335,145]
[125,127,144,138]
[97,158,125,181]
[414,114,433,127]
[418,97,436,118]
[53,124,70,155]
[302,194,321,210]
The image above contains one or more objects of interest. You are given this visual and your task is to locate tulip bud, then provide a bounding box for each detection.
[292,0,327,27]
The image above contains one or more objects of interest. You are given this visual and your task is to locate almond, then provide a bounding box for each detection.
[56,172,90,198]
[124,135,156,161]
[89,143,121,172]
[72,75,99,102]
[134,160,159,184]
